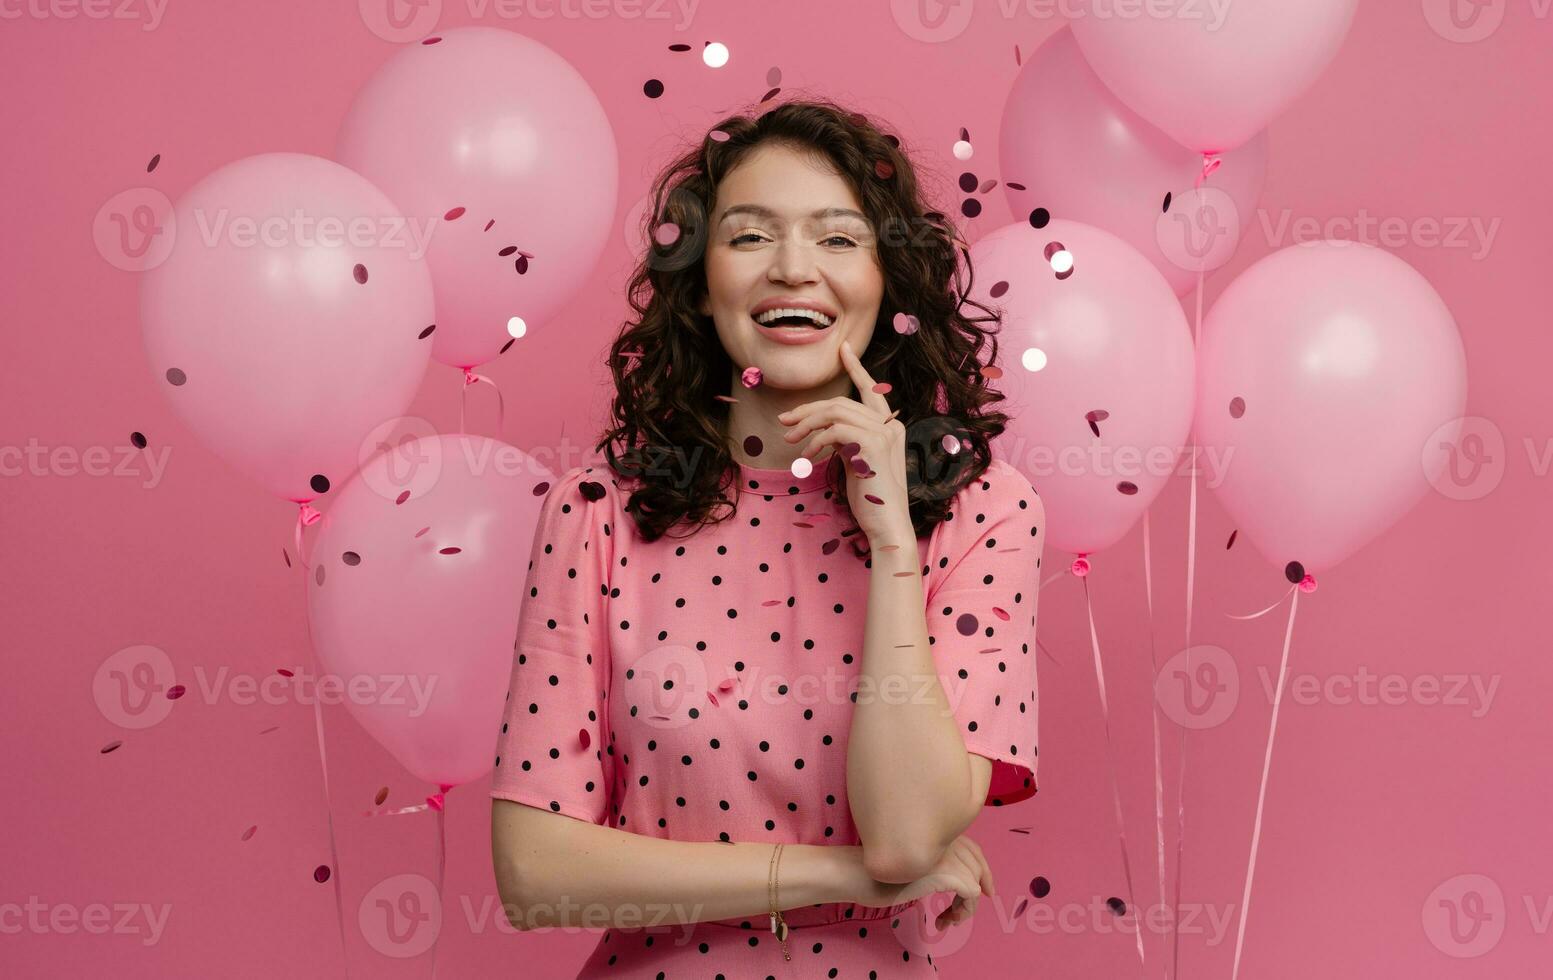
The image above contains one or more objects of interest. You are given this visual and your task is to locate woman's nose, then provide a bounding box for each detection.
[767,238,819,285]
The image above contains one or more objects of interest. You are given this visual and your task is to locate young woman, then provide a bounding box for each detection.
[491,98,1045,977]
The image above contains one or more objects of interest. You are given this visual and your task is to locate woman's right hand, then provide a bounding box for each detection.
[848,835,995,929]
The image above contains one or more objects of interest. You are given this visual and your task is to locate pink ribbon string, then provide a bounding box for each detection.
[292,502,323,572]
[309,696,352,979]
[1081,573,1148,971]
[362,783,454,980]
[459,368,507,435]
[1171,152,1215,980]
[1230,588,1302,980]
[1141,509,1170,980]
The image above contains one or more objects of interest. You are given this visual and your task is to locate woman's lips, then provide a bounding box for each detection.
[751,313,835,346]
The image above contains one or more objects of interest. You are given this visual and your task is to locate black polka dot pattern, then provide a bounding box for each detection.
[490,460,1044,972]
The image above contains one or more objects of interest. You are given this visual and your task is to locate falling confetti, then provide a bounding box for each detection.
[166,685,186,700]
[1229,396,1246,418]
[790,457,813,479]
[353,264,368,284]
[874,159,895,180]
[418,324,436,339]
[891,312,919,335]
[741,365,763,388]
[703,41,730,68]
[1226,530,1238,550]
[314,865,332,884]
[1031,876,1051,898]
[989,281,1008,298]
[374,787,389,806]
[342,551,361,566]
[147,153,161,173]
[130,431,147,449]
[578,728,591,749]
[955,613,979,636]
[438,547,462,556]
[166,367,187,386]
[1028,208,1051,229]
[100,740,123,754]
[871,382,892,395]
[241,825,258,841]
[743,435,763,457]
[643,79,664,98]
[1086,410,1110,438]
[821,538,841,556]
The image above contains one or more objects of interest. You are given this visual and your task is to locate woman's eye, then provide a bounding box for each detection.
[730,233,766,245]
[823,235,857,248]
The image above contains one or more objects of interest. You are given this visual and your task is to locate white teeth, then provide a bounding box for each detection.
[753,307,835,327]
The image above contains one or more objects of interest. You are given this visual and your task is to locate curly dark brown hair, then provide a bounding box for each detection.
[598,97,1009,557]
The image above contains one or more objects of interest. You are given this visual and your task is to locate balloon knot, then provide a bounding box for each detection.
[426,793,446,811]
[298,503,323,526]
[1071,554,1091,578]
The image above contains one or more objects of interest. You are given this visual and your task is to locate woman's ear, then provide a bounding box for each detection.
[697,294,710,317]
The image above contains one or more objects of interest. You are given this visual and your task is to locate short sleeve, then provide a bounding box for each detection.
[924,459,1044,807]
[490,466,617,824]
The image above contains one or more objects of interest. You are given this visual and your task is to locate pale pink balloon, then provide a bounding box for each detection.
[140,152,433,503]
[336,27,618,369]
[969,220,1196,555]
[1195,241,1467,576]
[306,435,554,788]
[1000,26,1267,296]
[1070,0,1358,154]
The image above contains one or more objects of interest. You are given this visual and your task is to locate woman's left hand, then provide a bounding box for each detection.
[778,340,913,546]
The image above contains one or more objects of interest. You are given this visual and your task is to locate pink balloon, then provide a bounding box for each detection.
[1195,241,1467,576]
[1000,26,1268,296]
[1070,0,1358,154]
[306,435,554,787]
[969,220,1195,555]
[140,152,433,503]
[336,27,618,370]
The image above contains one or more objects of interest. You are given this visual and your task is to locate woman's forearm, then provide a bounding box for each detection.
[493,799,888,931]
[845,529,979,880]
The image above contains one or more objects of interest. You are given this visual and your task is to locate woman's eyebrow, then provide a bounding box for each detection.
[716,204,869,224]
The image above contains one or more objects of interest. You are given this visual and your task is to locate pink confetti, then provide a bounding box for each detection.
[863,494,885,505]
[992,607,1011,621]
[313,865,331,883]
[395,490,410,505]
[444,206,465,220]
[414,526,430,538]
[653,222,681,246]
[166,684,185,700]
[709,129,731,142]
[821,538,841,555]
[100,740,123,754]
[578,728,591,750]
[258,726,279,735]
[277,668,294,677]
[891,312,919,335]
[241,825,258,841]
[439,546,462,555]
[871,382,892,395]
[707,691,719,707]
[717,678,736,692]
[741,365,763,388]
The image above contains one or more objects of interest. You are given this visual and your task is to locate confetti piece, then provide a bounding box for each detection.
[100,740,123,754]
[955,613,979,636]
[707,691,719,707]
[979,179,998,193]
[147,153,161,173]
[741,365,763,388]
[1031,876,1051,898]
[714,394,739,404]
[792,521,814,529]
[1230,396,1246,418]
[167,685,185,700]
[131,431,147,449]
[766,66,782,86]
[282,548,291,568]
[314,865,332,884]
[1029,208,1051,229]
[942,434,961,455]
[1107,897,1126,916]
[1009,826,1032,835]
[653,222,681,246]
[499,245,517,256]
[871,382,892,395]
[439,546,462,555]
[1226,530,1238,550]
[874,159,895,180]
[444,206,465,220]
[418,324,436,339]
[353,264,368,284]
[760,87,781,102]
[166,367,187,386]
[483,218,494,231]
[414,526,430,538]
[790,457,813,479]
[532,481,550,496]
[863,494,884,505]
[958,172,978,193]
[992,607,1010,621]
[578,728,590,750]
[977,647,1001,654]
[669,42,691,51]
[709,129,731,142]
[644,79,664,98]
[891,312,919,335]
[1086,409,1109,438]
[258,725,279,735]
[1006,182,1027,191]
[241,825,257,841]
[980,365,1004,380]
[718,678,736,692]
[277,668,294,677]
[1013,897,1028,916]
[1117,481,1138,495]
[821,538,841,555]
[989,281,1009,298]
[375,787,389,806]
[761,600,784,607]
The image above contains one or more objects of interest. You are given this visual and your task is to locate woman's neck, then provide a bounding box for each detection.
[725,368,854,472]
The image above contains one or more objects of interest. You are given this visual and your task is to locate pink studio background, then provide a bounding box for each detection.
[2,2,1550,977]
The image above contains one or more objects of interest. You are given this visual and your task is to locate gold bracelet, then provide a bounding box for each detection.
[767,842,791,961]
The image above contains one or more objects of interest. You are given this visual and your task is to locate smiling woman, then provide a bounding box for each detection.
[491,98,1045,979]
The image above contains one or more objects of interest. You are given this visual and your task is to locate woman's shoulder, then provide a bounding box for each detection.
[535,463,627,528]
[944,458,1043,525]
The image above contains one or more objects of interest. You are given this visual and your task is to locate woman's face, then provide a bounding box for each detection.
[698,142,884,394]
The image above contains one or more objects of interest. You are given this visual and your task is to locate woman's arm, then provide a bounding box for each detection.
[493,799,882,930]
[845,531,990,884]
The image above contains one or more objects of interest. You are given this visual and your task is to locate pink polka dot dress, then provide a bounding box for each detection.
[491,457,1044,978]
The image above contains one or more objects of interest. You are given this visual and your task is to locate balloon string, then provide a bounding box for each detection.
[428,785,450,980]
[1141,510,1170,980]
[293,502,323,572]
[1230,588,1301,980]
[1225,585,1298,620]
[1081,574,1147,972]
[459,368,507,435]
[310,696,352,979]
[1172,151,1213,980]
